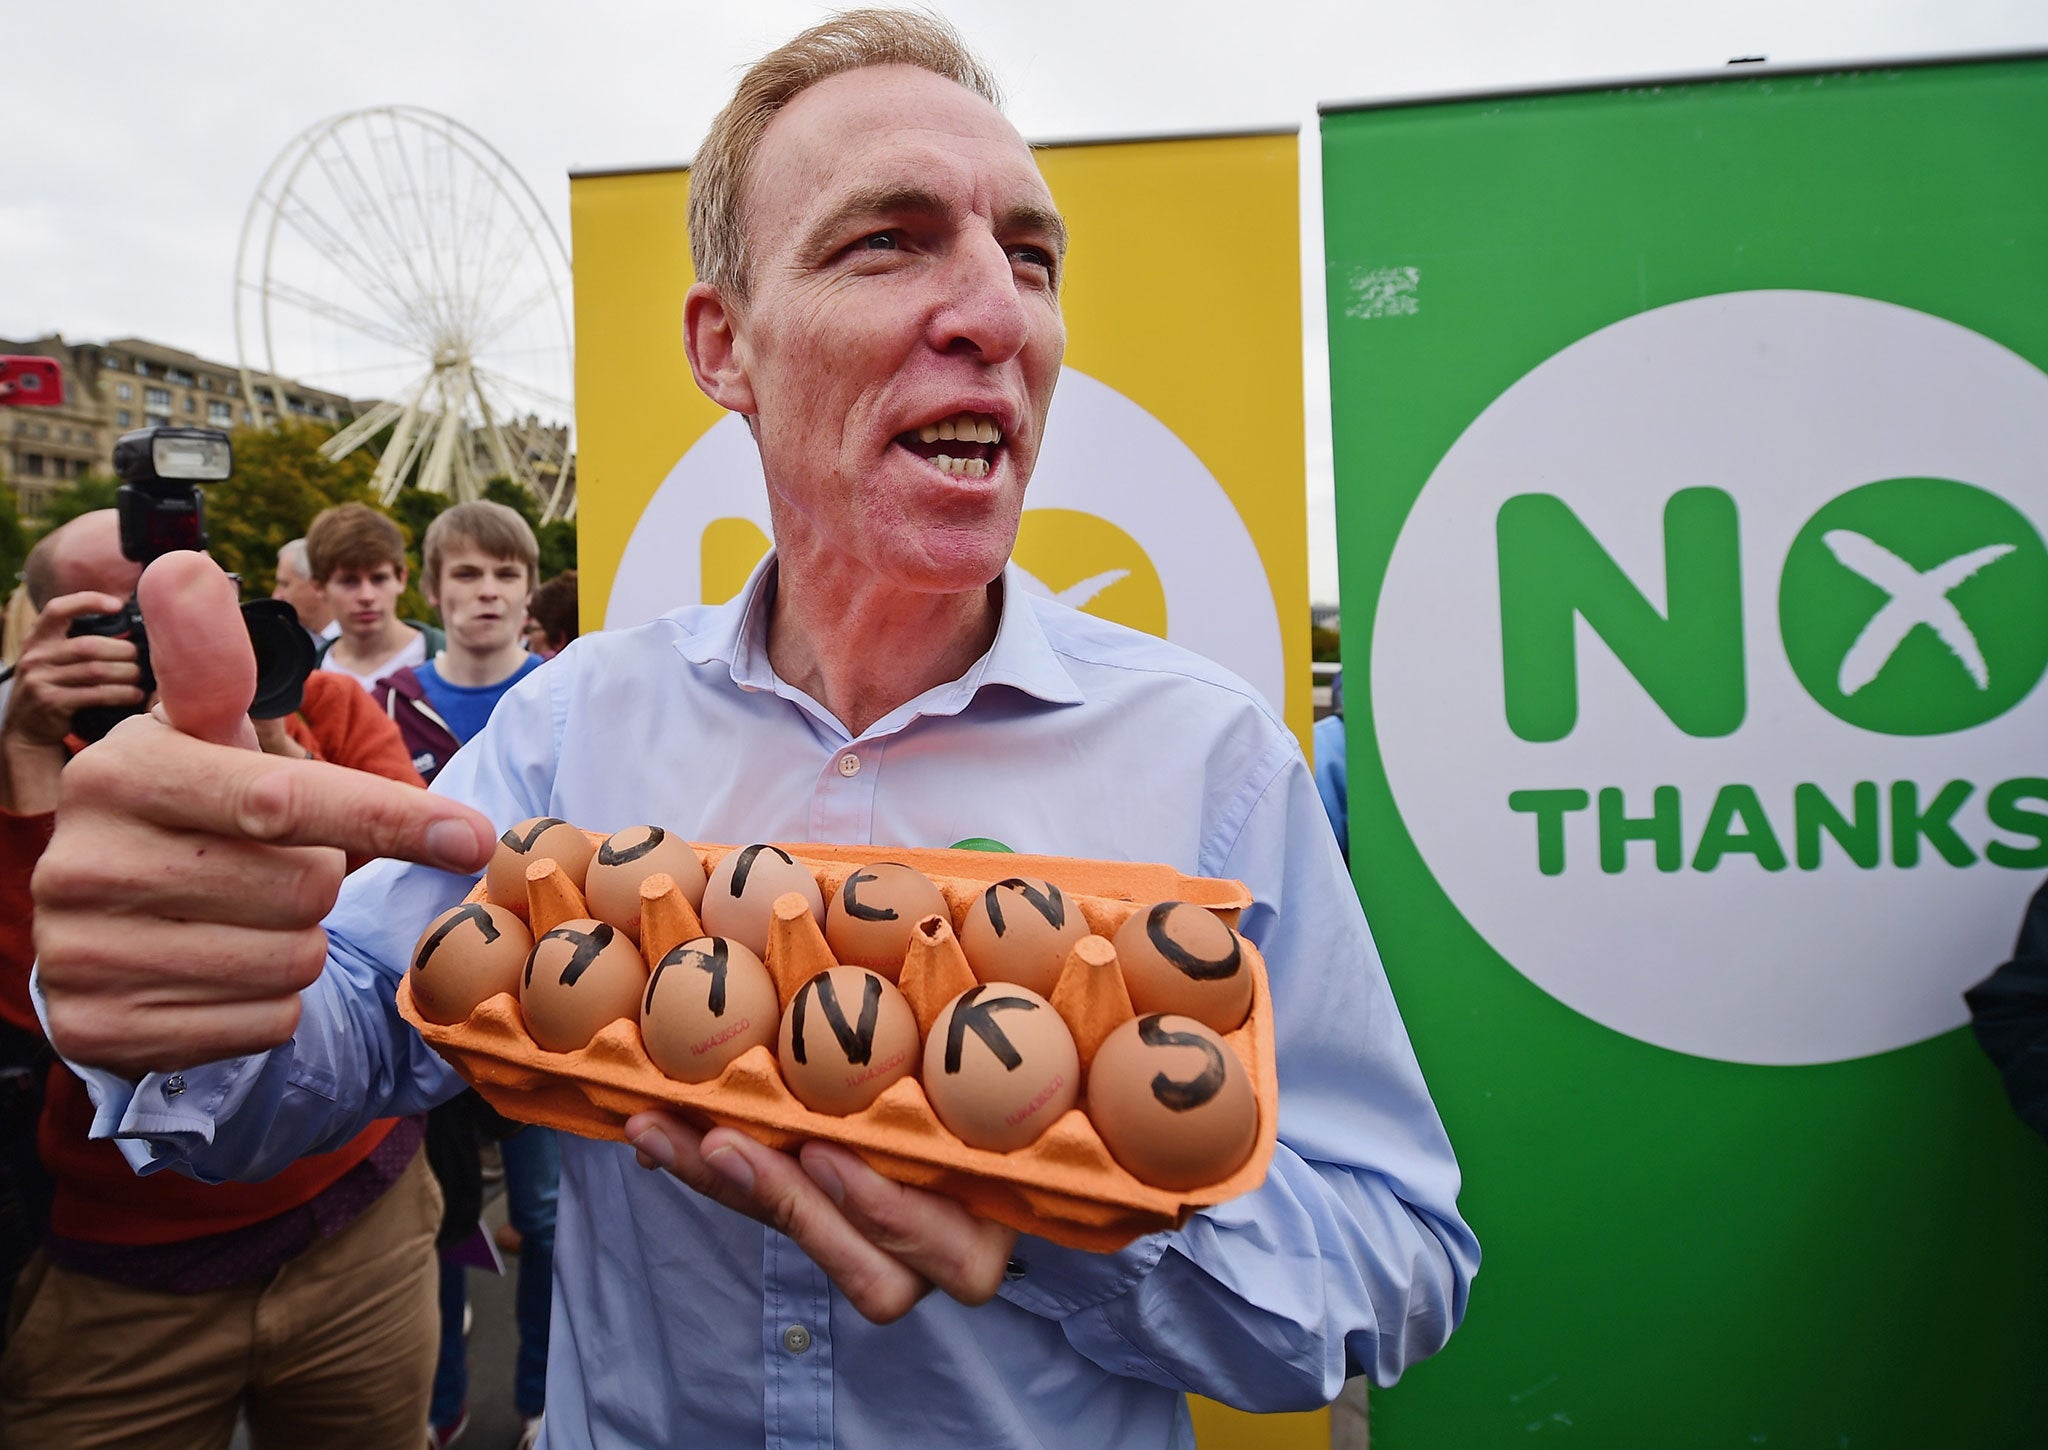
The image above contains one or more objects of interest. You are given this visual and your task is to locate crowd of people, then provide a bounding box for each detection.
[0,497,576,1447]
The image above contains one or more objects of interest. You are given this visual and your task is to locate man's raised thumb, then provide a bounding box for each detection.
[135,551,259,749]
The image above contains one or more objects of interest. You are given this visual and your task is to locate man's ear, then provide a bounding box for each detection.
[684,281,756,415]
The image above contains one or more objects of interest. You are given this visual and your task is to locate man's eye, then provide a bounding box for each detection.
[860,232,898,251]
[1011,245,1053,272]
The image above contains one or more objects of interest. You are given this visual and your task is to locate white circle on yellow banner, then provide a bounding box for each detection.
[606,367,1285,712]
[1372,290,2048,1065]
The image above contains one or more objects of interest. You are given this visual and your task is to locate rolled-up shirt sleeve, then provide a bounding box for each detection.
[997,753,1478,1405]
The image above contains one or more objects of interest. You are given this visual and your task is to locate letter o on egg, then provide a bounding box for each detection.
[586,825,709,943]
[1110,902,1252,1034]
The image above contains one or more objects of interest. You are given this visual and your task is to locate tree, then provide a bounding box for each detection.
[0,477,25,604]
[382,487,450,623]
[482,476,539,530]
[537,519,577,582]
[36,474,122,535]
[1311,621,1342,664]
[206,423,375,594]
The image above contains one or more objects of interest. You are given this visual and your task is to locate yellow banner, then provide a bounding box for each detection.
[571,131,1311,747]
[570,132,1323,1448]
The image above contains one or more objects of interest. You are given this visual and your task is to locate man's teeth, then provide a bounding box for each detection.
[931,455,991,478]
[917,414,1002,445]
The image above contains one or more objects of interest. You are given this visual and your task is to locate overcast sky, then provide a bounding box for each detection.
[5,1,2043,598]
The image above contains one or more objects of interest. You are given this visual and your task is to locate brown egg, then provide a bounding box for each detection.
[585,826,710,943]
[487,817,596,914]
[959,877,1089,996]
[702,845,826,959]
[1085,1013,1259,1190]
[640,936,780,1083]
[825,862,949,980]
[1111,903,1254,1034]
[519,918,649,1053]
[922,984,1079,1152]
[777,965,919,1116]
[409,902,533,1025]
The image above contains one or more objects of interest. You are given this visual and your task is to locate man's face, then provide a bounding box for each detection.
[428,543,533,657]
[718,64,1067,594]
[272,555,331,632]
[320,559,406,645]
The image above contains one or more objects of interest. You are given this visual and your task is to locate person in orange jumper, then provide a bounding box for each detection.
[0,510,442,1450]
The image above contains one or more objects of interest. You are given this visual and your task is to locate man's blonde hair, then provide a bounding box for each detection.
[689,8,1001,307]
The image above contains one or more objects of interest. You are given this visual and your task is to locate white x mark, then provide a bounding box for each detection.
[1011,564,1131,611]
[1822,530,2015,695]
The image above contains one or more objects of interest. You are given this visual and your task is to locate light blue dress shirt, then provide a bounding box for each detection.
[73,556,1477,1449]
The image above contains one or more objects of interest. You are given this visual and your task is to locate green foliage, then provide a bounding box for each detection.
[387,488,450,550]
[36,475,122,534]
[1311,621,1343,663]
[538,520,577,581]
[385,488,451,624]
[207,423,375,594]
[482,476,539,529]
[0,479,24,597]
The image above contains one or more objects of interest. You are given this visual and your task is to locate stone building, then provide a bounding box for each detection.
[1,335,354,519]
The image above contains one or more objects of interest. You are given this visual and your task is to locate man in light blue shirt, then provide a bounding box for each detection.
[32,11,1476,1447]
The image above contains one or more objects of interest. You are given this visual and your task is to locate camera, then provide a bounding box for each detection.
[66,426,315,742]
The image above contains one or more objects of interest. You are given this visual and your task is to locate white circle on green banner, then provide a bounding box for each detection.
[1371,289,2048,1065]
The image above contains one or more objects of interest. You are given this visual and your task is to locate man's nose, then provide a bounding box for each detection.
[929,233,1030,363]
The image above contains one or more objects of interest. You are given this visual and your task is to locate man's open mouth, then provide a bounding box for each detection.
[895,411,1003,478]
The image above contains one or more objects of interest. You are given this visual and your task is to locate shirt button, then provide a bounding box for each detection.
[837,753,862,778]
[162,1073,187,1100]
[782,1323,813,1354]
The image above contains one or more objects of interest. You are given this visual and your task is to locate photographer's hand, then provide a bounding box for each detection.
[32,551,496,1078]
[0,591,143,814]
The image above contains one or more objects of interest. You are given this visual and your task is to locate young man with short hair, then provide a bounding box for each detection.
[307,503,442,693]
[374,500,553,1448]
[375,501,543,786]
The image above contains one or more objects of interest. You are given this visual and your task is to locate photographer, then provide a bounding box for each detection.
[0,509,442,1448]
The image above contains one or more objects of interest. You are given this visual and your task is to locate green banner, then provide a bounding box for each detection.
[1324,55,2048,1446]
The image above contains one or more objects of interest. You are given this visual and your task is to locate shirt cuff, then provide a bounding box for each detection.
[29,961,265,1181]
[997,1229,1171,1319]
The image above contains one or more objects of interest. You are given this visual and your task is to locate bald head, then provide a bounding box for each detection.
[25,511,141,611]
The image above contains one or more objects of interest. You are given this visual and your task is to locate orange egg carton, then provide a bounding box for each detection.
[395,838,1278,1252]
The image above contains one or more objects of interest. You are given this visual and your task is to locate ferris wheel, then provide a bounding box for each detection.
[234,106,576,521]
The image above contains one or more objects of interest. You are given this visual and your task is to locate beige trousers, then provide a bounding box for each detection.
[0,1147,440,1450]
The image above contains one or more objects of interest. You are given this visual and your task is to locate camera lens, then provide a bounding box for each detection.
[242,599,317,719]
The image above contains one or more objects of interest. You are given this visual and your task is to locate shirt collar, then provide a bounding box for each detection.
[673,549,1085,714]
